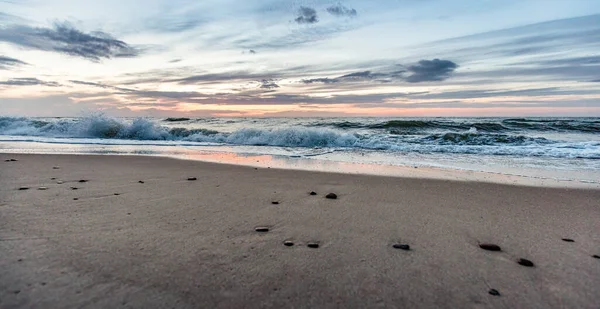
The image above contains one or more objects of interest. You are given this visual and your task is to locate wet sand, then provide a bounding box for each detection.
[1,154,599,308]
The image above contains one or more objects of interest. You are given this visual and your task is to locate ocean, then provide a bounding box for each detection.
[1,115,599,184]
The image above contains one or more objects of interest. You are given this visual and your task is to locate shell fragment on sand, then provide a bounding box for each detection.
[393,244,410,250]
[517,258,535,267]
[479,243,502,251]
[307,242,320,248]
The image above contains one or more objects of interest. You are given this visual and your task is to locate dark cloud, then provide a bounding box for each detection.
[301,77,338,84]
[326,4,357,17]
[0,55,27,69]
[0,77,60,87]
[405,59,458,83]
[259,79,280,89]
[0,21,139,61]
[295,6,318,24]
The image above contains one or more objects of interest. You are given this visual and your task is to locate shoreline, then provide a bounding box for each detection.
[2,150,599,189]
[1,153,600,308]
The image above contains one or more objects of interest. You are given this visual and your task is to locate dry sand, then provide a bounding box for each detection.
[1,154,599,309]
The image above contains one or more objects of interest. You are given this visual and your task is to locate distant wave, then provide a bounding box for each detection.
[311,118,600,133]
[1,115,599,159]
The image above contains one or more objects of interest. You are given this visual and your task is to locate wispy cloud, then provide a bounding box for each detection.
[0,77,60,87]
[0,21,139,61]
[0,55,28,70]
[295,6,318,24]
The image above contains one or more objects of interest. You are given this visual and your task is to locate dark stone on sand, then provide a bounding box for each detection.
[13,290,20,294]
[73,198,78,200]
[310,191,317,195]
[271,201,279,205]
[138,180,145,183]
[17,259,22,262]
[517,258,535,267]
[562,238,575,242]
[18,187,29,190]
[51,177,56,180]
[307,242,320,249]
[393,244,410,250]
[592,255,600,259]
[284,240,294,247]
[488,289,500,296]
[479,243,502,251]
[255,227,269,232]
[187,177,197,181]
[78,179,88,183]
[114,193,120,196]
[325,193,337,199]
[127,213,131,215]
[53,166,60,169]
[10,159,18,161]
[70,187,78,190]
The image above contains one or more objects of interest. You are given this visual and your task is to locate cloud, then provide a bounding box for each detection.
[249,49,257,54]
[0,77,60,87]
[295,6,318,24]
[0,21,139,61]
[169,59,182,63]
[259,79,280,89]
[0,55,28,69]
[326,4,357,17]
[405,59,458,83]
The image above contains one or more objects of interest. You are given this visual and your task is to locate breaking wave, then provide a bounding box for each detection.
[1,115,599,159]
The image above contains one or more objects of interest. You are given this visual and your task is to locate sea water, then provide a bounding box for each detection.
[1,115,599,184]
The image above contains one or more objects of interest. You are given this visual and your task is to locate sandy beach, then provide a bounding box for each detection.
[1,154,599,309]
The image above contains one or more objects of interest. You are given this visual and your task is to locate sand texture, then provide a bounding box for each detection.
[1,154,599,308]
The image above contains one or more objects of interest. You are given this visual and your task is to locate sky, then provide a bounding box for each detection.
[1,0,600,117]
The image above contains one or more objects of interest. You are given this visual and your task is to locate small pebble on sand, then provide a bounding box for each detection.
[50,177,56,180]
[592,255,599,259]
[307,242,320,249]
[284,240,294,247]
[38,187,48,190]
[255,227,269,232]
[18,187,29,190]
[517,258,535,267]
[561,238,575,242]
[488,289,500,296]
[187,177,197,181]
[53,166,60,169]
[325,193,337,199]
[78,179,88,183]
[114,193,120,196]
[56,181,64,184]
[73,198,78,200]
[70,187,78,190]
[138,180,145,183]
[309,191,317,195]
[393,244,411,250]
[479,243,502,251]
[271,201,279,205]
